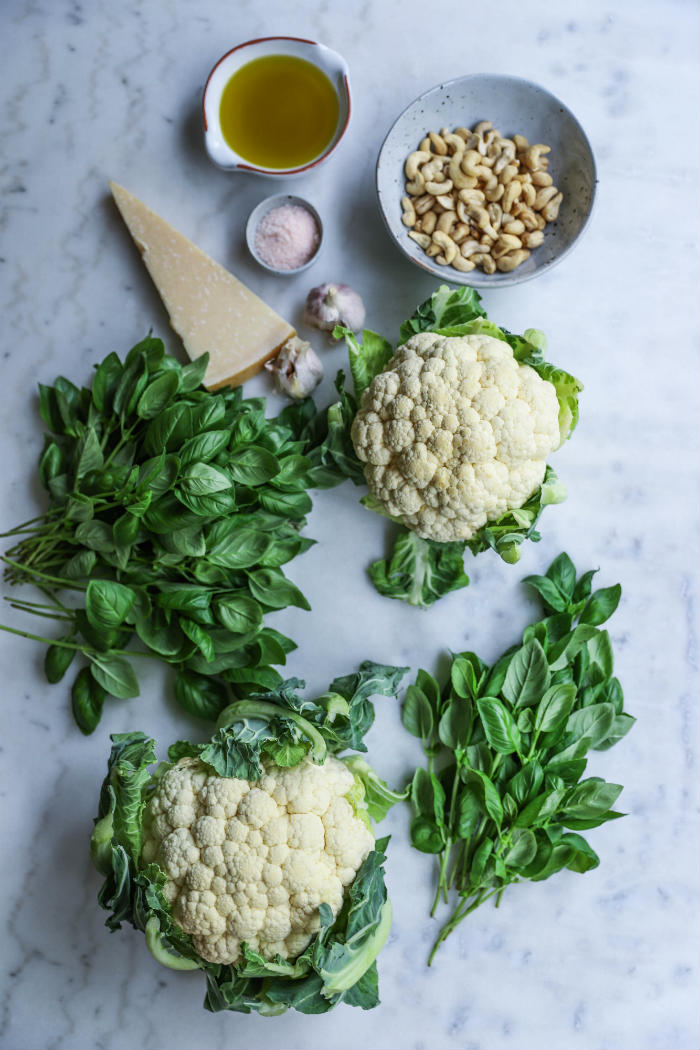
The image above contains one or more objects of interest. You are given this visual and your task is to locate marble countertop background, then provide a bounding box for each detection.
[1,2,698,1049]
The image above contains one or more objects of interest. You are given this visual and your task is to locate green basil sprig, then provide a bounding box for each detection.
[401,553,633,963]
[0,336,340,732]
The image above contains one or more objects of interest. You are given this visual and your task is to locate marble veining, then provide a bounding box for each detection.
[1,1,699,1049]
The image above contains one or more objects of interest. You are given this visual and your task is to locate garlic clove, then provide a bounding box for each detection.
[265,336,323,399]
[303,282,366,337]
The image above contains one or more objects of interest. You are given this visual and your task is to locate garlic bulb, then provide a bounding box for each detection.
[303,283,366,337]
[265,337,323,400]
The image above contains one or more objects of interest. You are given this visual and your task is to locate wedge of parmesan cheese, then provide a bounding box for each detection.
[109,182,296,389]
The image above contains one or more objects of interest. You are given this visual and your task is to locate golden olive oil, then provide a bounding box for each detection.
[219,55,340,169]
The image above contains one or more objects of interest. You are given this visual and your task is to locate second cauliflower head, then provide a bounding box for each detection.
[141,754,375,965]
[350,331,562,543]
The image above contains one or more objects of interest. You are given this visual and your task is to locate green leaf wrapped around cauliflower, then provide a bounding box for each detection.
[91,663,408,1015]
[350,331,562,543]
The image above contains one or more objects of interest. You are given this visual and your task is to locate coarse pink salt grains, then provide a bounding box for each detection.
[254,204,320,271]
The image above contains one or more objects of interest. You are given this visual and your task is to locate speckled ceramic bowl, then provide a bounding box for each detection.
[376,74,597,288]
[246,194,324,275]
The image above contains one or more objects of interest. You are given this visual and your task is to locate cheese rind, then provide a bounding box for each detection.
[110,182,296,389]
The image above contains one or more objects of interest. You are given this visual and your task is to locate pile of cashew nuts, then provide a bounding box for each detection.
[401,121,563,275]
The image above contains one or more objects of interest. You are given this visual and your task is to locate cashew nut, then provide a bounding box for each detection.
[426,179,453,196]
[421,210,438,235]
[443,133,466,154]
[450,254,476,272]
[405,172,426,196]
[407,230,431,249]
[521,229,545,249]
[400,121,561,277]
[541,192,563,222]
[451,222,470,244]
[405,151,433,180]
[432,230,458,265]
[449,156,474,189]
[502,218,526,236]
[436,210,457,234]
[493,232,523,259]
[484,182,505,203]
[460,239,483,258]
[496,249,530,272]
[401,196,417,227]
[523,144,551,171]
[471,251,496,274]
[428,131,448,155]
[521,181,537,207]
[467,203,498,240]
[414,193,436,215]
[487,202,503,230]
[501,179,522,214]
[533,185,559,211]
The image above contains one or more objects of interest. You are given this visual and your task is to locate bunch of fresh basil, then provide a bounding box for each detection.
[0,336,340,731]
[400,553,634,963]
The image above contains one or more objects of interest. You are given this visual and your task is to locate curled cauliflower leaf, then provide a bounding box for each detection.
[141,755,374,966]
[351,332,561,544]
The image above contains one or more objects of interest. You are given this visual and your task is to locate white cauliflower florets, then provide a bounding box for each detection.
[141,756,374,966]
[350,332,561,542]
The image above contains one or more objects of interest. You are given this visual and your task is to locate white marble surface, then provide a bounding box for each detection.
[1,1,698,1048]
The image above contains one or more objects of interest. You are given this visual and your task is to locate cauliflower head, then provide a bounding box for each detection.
[141,754,375,966]
[350,331,561,543]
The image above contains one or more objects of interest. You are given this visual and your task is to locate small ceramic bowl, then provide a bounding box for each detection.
[246,194,324,275]
[203,36,351,176]
[376,74,597,288]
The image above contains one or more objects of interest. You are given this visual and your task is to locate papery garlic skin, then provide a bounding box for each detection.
[265,337,324,399]
[303,283,366,337]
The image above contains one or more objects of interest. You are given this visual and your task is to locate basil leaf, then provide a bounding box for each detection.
[579,584,622,626]
[215,596,263,634]
[136,370,180,419]
[71,666,107,734]
[174,670,228,721]
[438,696,472,750]
[502,639,550,708]
[534,683,577,733]
[88,653,140,699]
[85,579,136,630]
[178,430,230,466]
[402,685,434,741]
[476,696,521,755]
[228,446,280,486]
[44,640,76,684]
[179,462,231,496]
[246,568,310,611]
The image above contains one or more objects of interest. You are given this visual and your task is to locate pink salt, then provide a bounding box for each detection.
[255,204,320,270]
